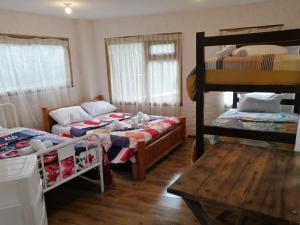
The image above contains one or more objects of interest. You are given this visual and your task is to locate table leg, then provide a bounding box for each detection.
[184,198,213,225]
[236,215,247,225]
[216,210,231,222]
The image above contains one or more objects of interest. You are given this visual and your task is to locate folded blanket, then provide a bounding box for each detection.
[106,120,130,132]
[30,139,53,152]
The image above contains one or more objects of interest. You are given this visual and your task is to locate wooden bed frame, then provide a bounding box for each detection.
[196,29,300,159]
[41,96,186,180]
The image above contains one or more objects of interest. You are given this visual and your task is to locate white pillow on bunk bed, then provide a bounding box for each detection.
[49,106,92,126]
[232,45,288,57]
[237,93,282,113]
[81,101,117,117]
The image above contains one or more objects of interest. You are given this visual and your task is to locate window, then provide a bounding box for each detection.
[105,33,182,109]
[0,35,72,94]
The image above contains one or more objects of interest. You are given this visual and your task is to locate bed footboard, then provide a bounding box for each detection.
[36,133,104,193]
[132,117,186,180]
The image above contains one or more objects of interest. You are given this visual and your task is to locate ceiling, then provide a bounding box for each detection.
[0,0,275,19]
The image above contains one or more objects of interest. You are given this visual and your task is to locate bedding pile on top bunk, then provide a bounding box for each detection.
[186,45,300,101]
[49,101,180,164]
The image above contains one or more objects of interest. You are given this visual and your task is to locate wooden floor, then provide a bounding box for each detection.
[45,139,262,225]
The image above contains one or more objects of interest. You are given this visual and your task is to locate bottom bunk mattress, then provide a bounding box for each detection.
[204,109,298,151]
[51,112,181,164]
[0,128,100,188]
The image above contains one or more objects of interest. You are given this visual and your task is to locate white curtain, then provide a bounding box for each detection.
[0,35,74,129]
[106,33,182,116]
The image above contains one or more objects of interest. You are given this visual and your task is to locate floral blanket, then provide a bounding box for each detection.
[55,113,180,164]
[0,128,99,188]
[67,113,134,137]
[0,128,65,159]
[205,109,298,151]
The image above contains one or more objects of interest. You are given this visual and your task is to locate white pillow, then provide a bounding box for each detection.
[238,93,282,113]
[49,106,92,126]
[81,101,117,117]
[232,45,288,57]
[216,45,236,57]
[286,46,300,54]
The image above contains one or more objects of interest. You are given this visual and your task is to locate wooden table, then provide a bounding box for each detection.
[167,144,300,225]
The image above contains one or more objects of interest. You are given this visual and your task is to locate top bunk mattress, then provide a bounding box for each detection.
[187,54,300,100]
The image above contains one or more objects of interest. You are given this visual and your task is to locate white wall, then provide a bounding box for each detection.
[93,0,300,135]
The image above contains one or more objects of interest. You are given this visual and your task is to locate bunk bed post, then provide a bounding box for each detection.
[196,32,206,159]
[232,93,239,108]
[294,93,300,114]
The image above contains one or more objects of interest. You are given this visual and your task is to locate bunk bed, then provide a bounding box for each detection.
[192,29,300,159]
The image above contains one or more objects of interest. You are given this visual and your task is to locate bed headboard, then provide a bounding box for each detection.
[232,92,300,114]
[41,95,104,132]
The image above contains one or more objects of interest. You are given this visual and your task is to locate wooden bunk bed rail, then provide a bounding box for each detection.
[204,126,296,144]
[204,28,300,46]
[195,28,300,159]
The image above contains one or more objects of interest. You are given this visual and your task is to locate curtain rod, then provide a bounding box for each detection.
[0,32,69,41]
[104,32,182,40]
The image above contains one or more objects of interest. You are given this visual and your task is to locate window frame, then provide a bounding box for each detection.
[105,32,183,106]
[0,33,74,96]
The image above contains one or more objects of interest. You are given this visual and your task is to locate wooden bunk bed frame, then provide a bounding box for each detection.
[196,29,300,159]
[41,96,186,180]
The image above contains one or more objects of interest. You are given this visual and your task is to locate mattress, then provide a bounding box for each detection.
[204,109,298,151]
[187,54,300,101]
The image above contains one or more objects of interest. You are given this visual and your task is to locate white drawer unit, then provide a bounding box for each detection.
[0,155,48,225]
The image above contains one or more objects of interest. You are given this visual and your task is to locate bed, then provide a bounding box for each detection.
[41,96,186,180]
[189,29,300,159]
[0,126,104,193]
[204,107,298,151]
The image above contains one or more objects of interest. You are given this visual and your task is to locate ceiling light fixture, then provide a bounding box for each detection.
[64,3,72,15]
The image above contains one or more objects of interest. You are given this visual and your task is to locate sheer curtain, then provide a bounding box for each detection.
[0,35,75,129]
[106,33,182,116]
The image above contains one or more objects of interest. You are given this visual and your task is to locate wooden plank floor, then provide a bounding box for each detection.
[45,139,262,225]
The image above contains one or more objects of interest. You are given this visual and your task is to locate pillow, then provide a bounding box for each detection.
[216,45,236,57]
[49,106,92,126]
[232,45,288,57]
[81,101,117,117]
[286,46,300,54]
[237,93,282,113]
